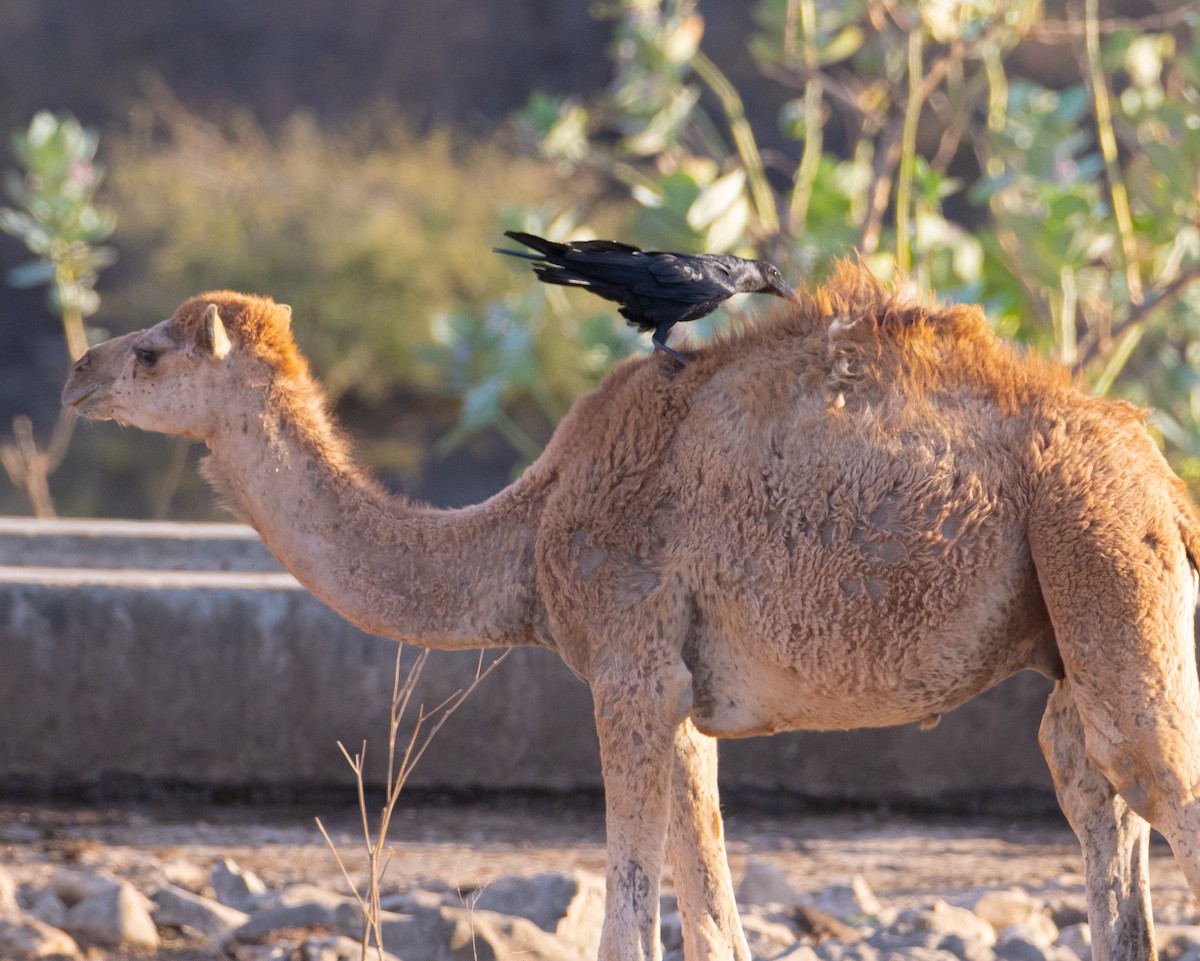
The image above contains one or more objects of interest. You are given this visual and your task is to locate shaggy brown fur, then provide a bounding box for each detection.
[63,266,1200,961]
[177,290,371,493]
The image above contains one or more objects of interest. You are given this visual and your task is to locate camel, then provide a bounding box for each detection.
[62,263,1200,961]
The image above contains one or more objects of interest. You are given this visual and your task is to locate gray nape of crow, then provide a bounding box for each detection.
[494,230,796,365]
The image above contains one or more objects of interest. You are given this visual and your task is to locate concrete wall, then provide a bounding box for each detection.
[0,517,1060,808]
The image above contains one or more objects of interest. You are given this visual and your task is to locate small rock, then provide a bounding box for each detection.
[971,890,1045,931]
[995,935,1061,961]
[1158,925,1200,960]
[379,888,447,914]
[296,935,401,961]
[1158,902,1200,926]
[738,860,800,909]
[1045,899,1087,931]
[0,916,80,959]
[26,889,67,929]
[874,906,901,926]
[740,909,801,958]
[1054,923,1090,961]
[231,894,362,942]
[275,883,350,905]
[814,877,883,919]
[62,880,159,949]
[793,903,861,942]
[887,949,962,961]
[928,901,998,946]
[152,881,250,937]
[378,904,583,961]
[158,859,208,893]
[229,944,293,961]
[816,940,881,961]
[940,933,999,961]
[51,867,122,908]
[776,946,823,961]
[211,857,268,911]
[998,916,1058,949]
[0,865,19,917]
[467,870,605,959]
[870,928,943,953]
[874,901,996,950]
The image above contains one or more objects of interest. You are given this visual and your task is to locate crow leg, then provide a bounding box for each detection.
[651,326,688,366]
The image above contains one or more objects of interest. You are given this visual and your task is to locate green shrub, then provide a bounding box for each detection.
[102,97,574,406]
[452,0,1200,492]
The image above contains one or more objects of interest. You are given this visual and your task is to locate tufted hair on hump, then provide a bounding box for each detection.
[699,260,1076,417]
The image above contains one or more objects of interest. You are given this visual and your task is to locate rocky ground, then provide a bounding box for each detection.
[1,796,1198,961]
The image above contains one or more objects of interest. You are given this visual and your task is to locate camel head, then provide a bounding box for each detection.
[61,291,303,441]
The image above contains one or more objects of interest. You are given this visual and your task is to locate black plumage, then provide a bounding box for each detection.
[495,231,796,363]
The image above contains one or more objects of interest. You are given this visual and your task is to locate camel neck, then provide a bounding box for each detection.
[203,396,547,650]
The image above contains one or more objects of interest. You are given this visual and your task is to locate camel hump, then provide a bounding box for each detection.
[817,278,1009,408]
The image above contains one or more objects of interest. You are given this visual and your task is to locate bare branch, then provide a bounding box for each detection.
[319,645,510,961]
[1085,0,1143,305]
[1030,2,1200,42]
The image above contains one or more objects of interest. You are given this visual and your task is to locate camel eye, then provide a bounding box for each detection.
[134,347,159,370]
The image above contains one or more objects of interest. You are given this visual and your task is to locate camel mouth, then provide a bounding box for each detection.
[61,381,101,413]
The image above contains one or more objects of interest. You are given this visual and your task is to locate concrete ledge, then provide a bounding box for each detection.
[0,572,597,793]
[0,517,280,572]
[0,517,1059,807]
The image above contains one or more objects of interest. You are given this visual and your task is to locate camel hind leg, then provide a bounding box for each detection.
[667,718,752,961]
[1031,493,1200,942]
[1040,680,1155,961]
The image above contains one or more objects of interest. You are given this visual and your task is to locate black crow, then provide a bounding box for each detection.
[495,231,796,364]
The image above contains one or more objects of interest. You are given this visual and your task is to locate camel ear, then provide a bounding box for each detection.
[277,304,292,328]
[201,304,232,361]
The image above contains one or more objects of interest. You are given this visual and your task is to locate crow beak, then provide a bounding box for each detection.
[773,278,796,300]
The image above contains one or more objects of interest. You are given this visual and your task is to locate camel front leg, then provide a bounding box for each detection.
[667,718,751,961]
[1040,680,1156,961]
[593,664,693,961]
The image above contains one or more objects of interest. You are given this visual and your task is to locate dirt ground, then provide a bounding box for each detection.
[1,795,1197,958]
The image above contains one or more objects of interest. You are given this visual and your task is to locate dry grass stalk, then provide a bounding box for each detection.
[315,646,510,961]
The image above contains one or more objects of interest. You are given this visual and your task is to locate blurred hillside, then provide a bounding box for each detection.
[0,0,611,131]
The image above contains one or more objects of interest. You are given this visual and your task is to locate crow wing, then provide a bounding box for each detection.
[498,232,738,331]
[545,254,736,330]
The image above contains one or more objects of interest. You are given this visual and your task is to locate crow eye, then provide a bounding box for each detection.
[134,347,159,369]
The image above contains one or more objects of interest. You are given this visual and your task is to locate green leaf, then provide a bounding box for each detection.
[6,258,55,287]
[622,86,700,156]
[85,245,119,271]
[0,207,36,239]
[657,169,703,218]
[687,168,747,231]
[458,376,505,431]
[704,194,750,252]
[815,26,865,66]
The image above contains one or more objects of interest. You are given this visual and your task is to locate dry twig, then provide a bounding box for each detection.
[315,646,510,961]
